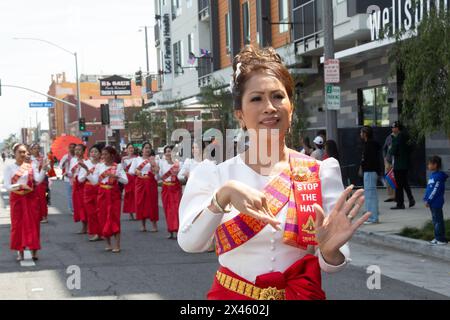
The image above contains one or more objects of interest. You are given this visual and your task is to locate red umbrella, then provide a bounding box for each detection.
[51,135,83,160]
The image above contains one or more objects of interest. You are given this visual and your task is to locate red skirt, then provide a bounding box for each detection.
[84,183,100,236]
[36,180,48,220]
[135,175,159,222]
[10,191,41,251]
[161,182,181,232]
[122,173,136,214]
[97,184,121,238]
[72,179,87,223]
[207,255,326,300]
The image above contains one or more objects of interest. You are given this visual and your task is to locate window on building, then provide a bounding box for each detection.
[279,0,289,33]
[172,0,181,19]
[188,33,194,56]
[186,0,192,9]
[242,2,251,45]
[173,41,183,76]
[256,0,261,44]
[359,86,390,127]
[225,13,231,54]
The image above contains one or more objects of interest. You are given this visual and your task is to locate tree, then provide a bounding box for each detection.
[390,3,450,139]
[2,133,19,153]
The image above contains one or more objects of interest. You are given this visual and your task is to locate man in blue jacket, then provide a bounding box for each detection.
[423,156,448,245]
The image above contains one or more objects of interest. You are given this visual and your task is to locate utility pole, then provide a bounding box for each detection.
[323,0,338,142]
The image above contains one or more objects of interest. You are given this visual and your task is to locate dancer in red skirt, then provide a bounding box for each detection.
[3,144,48,261]
[91,146,128,253]
[128,142,160,232]
[159,145,181,239]
[69,144,88,234]
[78,144,102,242]
[30,143,49,224]
[121,143,137,220]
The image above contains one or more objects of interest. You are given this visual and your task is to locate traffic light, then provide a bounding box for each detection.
[135,70,143,86]
[78,117,86,131]
[100,104,110,125]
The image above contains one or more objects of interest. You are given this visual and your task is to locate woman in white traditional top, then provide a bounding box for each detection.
[69,144,88,234]
[4,144,49,261]
[78,144,102,242]
[90,146,128,253]
[30,143,49,224]
[159,145,182,239]
[177,141,203,183]
[121,143,137,220]
[178,45,371,300]
[128,142,160,232]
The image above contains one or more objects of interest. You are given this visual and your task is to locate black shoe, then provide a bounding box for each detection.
[409,200,416,208]
[384,198,395,202]
[390,206,405,210]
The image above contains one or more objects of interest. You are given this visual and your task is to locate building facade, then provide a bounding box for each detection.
[151,0,450,186]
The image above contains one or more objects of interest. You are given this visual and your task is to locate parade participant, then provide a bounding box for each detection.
[177,141,203,183]
[159,145,182,239]
[121,143,137,220]
[59,143,76,214]
[69,144,88,234]
[30,143,49,224]
[3,144,48,261]
[91,146,128,253]
[178,45,371,300]
[46,151,57,179]
[129,142,160,232]
[78,145,102,242]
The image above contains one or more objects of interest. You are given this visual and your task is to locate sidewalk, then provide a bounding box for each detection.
[354,188,450,262]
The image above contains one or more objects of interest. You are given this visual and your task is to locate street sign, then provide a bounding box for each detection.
[81,131,93,137]
[29,102,54,108]
[325,84,341,110]
[109,99,125,130]
[324,59,340,83]
[99,75,132,96]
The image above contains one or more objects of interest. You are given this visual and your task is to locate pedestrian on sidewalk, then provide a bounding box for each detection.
[360,126,382,224]
[311,136,325,161]
[299,136,313,156]
[389,121,415,210]
[324,139,339,162]
[3,143,49,261]
[423,156,448,245]
[382,132,395,202]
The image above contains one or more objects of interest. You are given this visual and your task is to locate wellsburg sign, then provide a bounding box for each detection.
[368,0,449,41]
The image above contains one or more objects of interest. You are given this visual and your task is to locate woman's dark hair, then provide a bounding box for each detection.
[428,155,442,170]
[141,142,155,157]
[89,144,102,153]
[12,143,27,153]
[164,145,173,154]
[361,126,374,140]
[231,45,294,110]
[302,136,312,149]
[126,143,134,149]
[102,145,117,156]
[325,140,340,161]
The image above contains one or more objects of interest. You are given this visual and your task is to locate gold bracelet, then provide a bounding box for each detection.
[212,192,232,213]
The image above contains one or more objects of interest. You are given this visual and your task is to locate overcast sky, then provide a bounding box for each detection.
[0,0,156,142]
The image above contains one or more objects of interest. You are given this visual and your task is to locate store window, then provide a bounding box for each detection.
[242,2,250,45]
[358,86,390,127]
[225,13,231,54]
[279,0,289,33]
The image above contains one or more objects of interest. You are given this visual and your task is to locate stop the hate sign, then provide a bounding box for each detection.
[324,59,340,83]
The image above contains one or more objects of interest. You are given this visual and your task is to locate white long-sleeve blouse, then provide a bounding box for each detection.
[90,163,128,185]
[178,155,350,283]
[3,162,46,192]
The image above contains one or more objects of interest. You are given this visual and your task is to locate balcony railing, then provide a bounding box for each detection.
[293,0,323,44]
[198,0,210,21]
[197,56,212,87]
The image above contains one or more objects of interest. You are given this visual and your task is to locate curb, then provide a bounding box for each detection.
[352,230,450,262]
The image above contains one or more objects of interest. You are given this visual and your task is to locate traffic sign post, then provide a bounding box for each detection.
[324,59,340,83]
[29,102,54,108]
[325,84,341,110]
[81,131,93,137]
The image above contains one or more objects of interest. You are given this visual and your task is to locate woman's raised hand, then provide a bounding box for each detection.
[215,180,281,230]
[314,185,371,256]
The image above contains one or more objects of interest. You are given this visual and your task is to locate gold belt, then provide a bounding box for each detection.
[100,184,113,190]
[216,271,286,300]
[12,190,33,195]
[163,182,176,186]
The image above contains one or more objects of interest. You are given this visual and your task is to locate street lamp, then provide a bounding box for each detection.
[13,37,82,122]
[138,26,151,73]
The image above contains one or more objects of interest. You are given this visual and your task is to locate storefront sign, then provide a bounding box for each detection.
[100,75,132,96]
[163,14,172,74]
[108,99,125,130]
[324,59,340,83]
[325,85,341,110]
[368,0,449,41]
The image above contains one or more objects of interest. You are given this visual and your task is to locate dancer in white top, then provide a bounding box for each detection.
[128,142,160,232]
[69,144,88,234]
[177,141,203,183]
[178,45,371,300]
[59,143,76,213]
[30,143,49,224]
[3,144,49,261]
[121,143,138,220]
